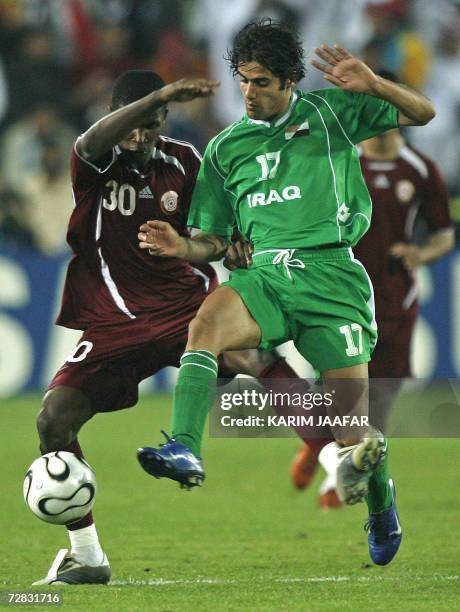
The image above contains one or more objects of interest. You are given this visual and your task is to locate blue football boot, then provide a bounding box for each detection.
[365,478,402,565]
[137,431,205,489]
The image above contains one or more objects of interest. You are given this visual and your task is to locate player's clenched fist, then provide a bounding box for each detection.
[138,220,187,258]
[158,78,220,103]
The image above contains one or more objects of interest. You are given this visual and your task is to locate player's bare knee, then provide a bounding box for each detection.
[188,311,223,349]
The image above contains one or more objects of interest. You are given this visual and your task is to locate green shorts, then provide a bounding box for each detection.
[221,247,377,373]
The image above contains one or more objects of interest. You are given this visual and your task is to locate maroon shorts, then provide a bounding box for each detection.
[369,303,418,379]
[48,277,227,413]
[49,329,190,413]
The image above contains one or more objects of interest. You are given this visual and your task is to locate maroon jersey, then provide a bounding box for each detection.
[355,144,452,319]
[57,135,215,336]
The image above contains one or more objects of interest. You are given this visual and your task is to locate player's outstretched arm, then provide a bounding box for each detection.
[311,45,435,126]
[77,78,220,161]
[138,220,227,263]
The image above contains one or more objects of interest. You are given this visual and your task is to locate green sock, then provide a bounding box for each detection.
[366,440,393,514]
[171,350,218,456]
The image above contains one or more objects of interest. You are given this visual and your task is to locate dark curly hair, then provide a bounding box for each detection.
[226,19,306,86]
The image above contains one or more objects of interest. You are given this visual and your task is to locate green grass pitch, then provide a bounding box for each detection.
[1,394,459,611]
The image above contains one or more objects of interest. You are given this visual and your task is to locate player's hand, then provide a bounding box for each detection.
[159,78,220,103]
[223,240,253,271]
[311,45,379,94]
[390,242,421,270]
[138,220,187,258]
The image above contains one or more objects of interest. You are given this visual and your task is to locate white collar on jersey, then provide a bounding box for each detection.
[246,91,298,128]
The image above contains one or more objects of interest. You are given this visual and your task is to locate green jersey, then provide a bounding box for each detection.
[187,88,399,249]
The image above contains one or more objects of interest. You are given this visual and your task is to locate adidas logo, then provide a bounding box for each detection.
[374,174,390,189]
[139,186,154,199]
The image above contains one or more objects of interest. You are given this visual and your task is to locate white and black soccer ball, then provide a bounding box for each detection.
[23,451,97,525]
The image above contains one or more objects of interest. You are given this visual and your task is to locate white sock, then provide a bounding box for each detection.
[318,441,340,488]
[319,473,337,495]
[68,524,105,566]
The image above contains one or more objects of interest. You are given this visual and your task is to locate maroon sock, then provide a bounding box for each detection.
[258,357,334,456]
[63,440,94,531]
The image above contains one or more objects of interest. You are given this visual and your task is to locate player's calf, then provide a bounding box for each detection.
[37,386,93,452]
[34,386,106,576]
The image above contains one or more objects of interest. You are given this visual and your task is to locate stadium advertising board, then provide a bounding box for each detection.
[0,249,459,396]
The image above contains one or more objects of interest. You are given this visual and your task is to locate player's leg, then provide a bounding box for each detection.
[170,285,261,455]
[321,363,384,495]
[285,365,368,502]
[288,251,401,564]
[32,325,159,586]
[137,268,294,486]
[314,360,400,565]
[299,364,370,509]
[288,251,382,495]
[295,334,388,501]
[38,386,93,453]
[34,385,110,585]
[137,285,261,486]
[318,362,401,564]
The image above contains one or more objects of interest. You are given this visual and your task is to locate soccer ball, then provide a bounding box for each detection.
[23,451,97,525]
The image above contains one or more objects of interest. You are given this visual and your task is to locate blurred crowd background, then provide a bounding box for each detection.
[0,0,460,255]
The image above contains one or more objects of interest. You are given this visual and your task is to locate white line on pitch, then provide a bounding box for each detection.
[110,575,459,587]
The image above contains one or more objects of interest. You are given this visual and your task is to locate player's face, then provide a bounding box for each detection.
[119,108,166,168]
[238,62,293,121]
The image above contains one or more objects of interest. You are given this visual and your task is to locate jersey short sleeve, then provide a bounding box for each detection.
[186,138,236,238]
[71,138,116,193]
[310,88,399,144]
[418,156,452,232]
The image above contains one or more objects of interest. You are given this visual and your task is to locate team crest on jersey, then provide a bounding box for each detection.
[395,180,415,204]
[160,190,179,215]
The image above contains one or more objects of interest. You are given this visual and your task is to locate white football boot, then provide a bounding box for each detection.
[336,429,386,505]
[32,549,111,585]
